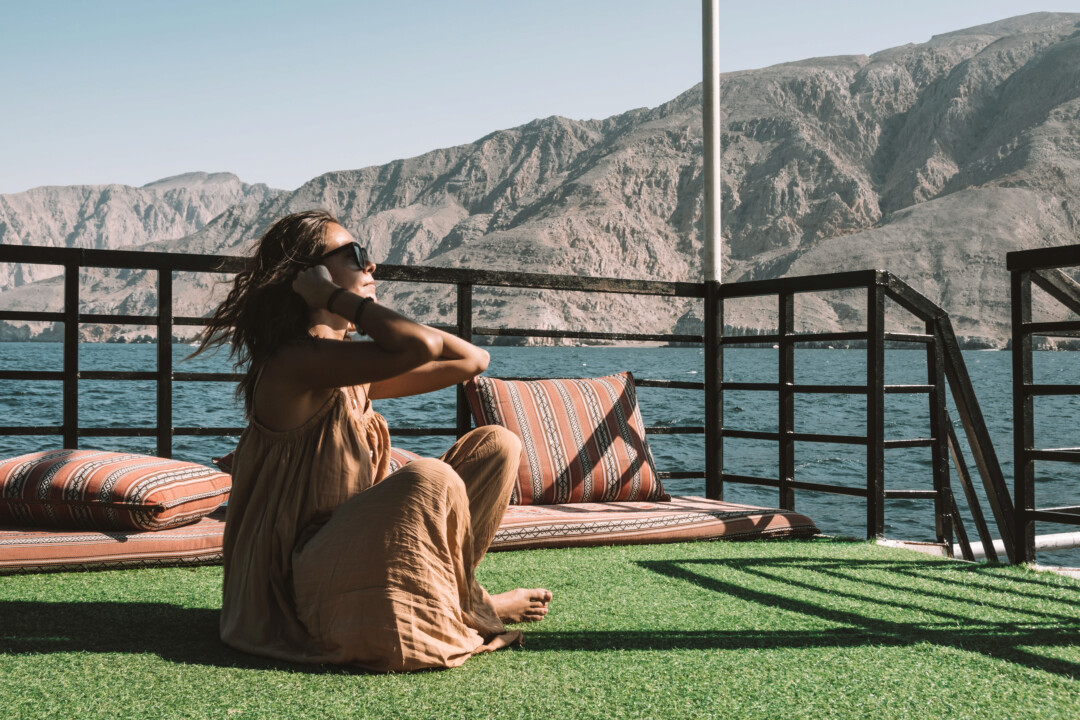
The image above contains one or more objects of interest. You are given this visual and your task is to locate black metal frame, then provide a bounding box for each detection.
[1008,244,1080,563]
[0,245,1012,556]
[715,270,1013,557]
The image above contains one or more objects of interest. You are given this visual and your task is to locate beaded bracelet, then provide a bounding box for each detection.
[353,297,375,335]
[325,287,347,313]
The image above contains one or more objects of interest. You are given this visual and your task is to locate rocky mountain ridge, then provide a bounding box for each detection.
[1,12,1078,346]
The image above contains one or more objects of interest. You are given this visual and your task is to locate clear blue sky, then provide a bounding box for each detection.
[0,1,1073,194]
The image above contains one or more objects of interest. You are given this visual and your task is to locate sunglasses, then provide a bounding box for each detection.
[317,242,371,270]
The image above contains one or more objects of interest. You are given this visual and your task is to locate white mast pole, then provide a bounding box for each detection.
[702,0,721,282]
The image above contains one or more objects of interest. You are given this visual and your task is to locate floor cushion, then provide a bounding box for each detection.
[0,449,230,531]
[0,498,818,574]
[463,372,669,505]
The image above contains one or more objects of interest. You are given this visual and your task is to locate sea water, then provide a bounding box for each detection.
[2,342,1079,566]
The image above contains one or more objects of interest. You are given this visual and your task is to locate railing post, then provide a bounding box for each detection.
[866,284,885,538]
[705,280,723,500]
[1012,269,1035,563]
[156,269,173,458]
[456,282,474,439]
[778,291,795,510]
[927,321,950,544]
[63,260,79,449]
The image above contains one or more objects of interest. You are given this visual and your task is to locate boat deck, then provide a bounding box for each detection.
[2,538,1078,718]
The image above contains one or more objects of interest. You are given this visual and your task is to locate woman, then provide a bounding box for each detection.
[195,209,551,672]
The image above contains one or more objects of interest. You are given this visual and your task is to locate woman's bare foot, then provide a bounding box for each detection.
[491,588,552,624]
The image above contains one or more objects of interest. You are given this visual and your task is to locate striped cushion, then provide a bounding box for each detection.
[387,447,422,474]
[0,509,227,575]
[0,449,231,531]
[463,372,669,505]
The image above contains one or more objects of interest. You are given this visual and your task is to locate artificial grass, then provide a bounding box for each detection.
[2,539,1080,720]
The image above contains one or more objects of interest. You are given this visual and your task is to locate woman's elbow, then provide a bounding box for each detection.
[474,348,490,374]
[401,333,442,366]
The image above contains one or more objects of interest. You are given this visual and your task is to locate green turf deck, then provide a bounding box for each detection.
[3,538,1080,720]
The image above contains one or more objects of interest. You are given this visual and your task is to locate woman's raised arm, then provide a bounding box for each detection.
[277,266,444,392]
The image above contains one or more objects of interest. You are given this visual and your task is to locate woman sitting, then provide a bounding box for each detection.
[194,209,551,672]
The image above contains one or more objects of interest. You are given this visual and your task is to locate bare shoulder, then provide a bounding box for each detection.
[252,345,336,432]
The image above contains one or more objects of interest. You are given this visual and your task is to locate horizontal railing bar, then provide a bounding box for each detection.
[1007,245,1080,272]
[796,384,868,394]
[721,473,780,488]
[0,245,706,297]
[377,265,706,298]
[883,332,934,344]
[1029,510,1080,526]
[1025,384,1080,396]
[473,327,701,343]
[721,429,868,445]
[0,426,62,435]
[718,269,879,297]
[884,384,934,394]
[1028,449,1080,462]
[657,471,706,479]
[0,371,64,381]
[789,480,867,497]
[634,379,705,390]
[1038,505,1080,515]
[174,316,212,326]
[722,334,780,345]
[724,331,871,344]
[884,490,938,499]
[789,331,868,343]
[80,313,156,325]
[721,429,779,441]
[172,427,244,436]
[793,432,868,445]
[0,246,247,272]
[80,371,156,381]
[883,437,936,449]
[78,427,158,437]
[645,426,704,435]
[723,382,779,392]
[0,310,65,322]
[1021,321,1080,337]
[722,382,870,394]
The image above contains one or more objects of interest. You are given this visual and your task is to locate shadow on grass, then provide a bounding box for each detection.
[621,556,1080,679]
[0,602,370,674]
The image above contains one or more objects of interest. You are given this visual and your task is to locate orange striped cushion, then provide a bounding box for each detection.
[463,372,669,505]
[387,447,422,474]
[0,449,231,531]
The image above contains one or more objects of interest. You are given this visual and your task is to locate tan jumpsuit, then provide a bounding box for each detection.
[220,384,523,671]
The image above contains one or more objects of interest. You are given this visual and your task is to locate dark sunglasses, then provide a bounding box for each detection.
[317,242,371,270]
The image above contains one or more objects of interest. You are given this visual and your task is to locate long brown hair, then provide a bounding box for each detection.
[192,209,339,415]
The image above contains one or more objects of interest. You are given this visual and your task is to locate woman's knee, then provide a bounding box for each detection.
[469,425,522,460]
[407,458,467,499]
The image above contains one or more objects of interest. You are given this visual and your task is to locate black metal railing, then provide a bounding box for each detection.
[0,245,1011,556]
[714,270,1013,560]
[1008,244,1080,563]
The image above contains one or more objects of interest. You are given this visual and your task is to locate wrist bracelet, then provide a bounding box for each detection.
[325,287,347,313]
[353,297,375,335]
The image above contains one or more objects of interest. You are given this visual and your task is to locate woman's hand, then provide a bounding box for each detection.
[292,266,337,309]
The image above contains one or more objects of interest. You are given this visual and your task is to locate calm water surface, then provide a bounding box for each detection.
[2,342,1079,565]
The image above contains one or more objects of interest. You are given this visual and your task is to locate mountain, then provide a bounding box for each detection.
[0,173,284,289]
[2,12,1078,346]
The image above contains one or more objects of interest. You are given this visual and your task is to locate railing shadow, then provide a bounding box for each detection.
[601,556,1080,679]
